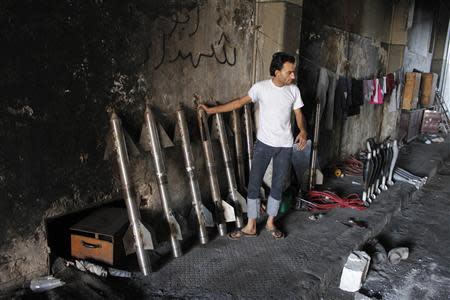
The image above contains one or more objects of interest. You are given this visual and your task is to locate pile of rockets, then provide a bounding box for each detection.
[393,166,428,190]
[106,99,256,275]
[361,139,398,206]
[361,138,427,206]
[361,138,399,206]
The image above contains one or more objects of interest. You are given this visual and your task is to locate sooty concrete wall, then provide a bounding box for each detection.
[298,0,439,163]
[0,0,254,290]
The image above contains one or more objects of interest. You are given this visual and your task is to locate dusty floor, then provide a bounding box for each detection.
[360,140,450,300]
[325,153,450,299]
[5,136,450,300]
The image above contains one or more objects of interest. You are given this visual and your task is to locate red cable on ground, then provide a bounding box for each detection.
[305,190,366,212]
[341,155,363,176]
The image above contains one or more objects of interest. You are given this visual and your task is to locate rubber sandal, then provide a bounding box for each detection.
[227,230,257,240]
[265,227,285,240]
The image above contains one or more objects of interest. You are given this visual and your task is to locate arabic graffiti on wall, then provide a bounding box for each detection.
[148,4,237,70]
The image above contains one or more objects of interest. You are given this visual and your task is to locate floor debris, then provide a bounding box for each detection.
[339,251,371,292]
[387,247,409,265]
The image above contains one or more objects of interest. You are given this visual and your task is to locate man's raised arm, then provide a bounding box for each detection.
[198,95,252,115]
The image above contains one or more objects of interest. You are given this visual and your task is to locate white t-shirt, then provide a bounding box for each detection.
[248,79,304,147]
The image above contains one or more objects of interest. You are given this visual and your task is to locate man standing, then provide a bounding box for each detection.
[199,52,307,240]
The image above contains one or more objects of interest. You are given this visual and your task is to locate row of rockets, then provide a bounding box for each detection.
[105,98,418,275]
[107,99,256,275]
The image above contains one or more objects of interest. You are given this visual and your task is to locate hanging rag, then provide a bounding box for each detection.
[378,79,384,104]
[396,83,403,110]
[315,67,337,129]
[369,79,384,105]
[315,67,329,122]
[348,79,363,116]
[388,86,397,112]
[386,73,395,96]
[333,76,352,127]
[382,76,387,95]
[363,80,374,102]
[395,68,405,85]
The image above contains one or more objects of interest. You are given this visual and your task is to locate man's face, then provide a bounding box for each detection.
[275,62,296,85]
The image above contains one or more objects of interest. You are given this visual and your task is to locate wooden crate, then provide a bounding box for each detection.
[70,207,128,265]
[420,73,438,108]
[399,109,425,143]
[421,110,442,134]
[402,72,421,110]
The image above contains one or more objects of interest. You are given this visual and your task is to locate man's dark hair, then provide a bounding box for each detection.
[269,52,295,76]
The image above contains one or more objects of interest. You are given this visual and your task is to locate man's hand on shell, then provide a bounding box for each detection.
[198,104,212,114]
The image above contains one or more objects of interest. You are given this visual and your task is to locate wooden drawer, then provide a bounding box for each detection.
[70,207,128,266]
[71,234,114,265]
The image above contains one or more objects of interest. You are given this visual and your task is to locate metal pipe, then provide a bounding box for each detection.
[232,109,246,193]
[369,149,377,201]
[393,172,422,189]
[378,143,387,191]
[251,0,259,85]
[143,106,182,258]
[396,169,426,185]
[385,141,393,187]
[387,140,399,185]
[395,167,422,181]
[243,104,254,171]
[380,142,390,191]
[110,112,151,275]
[394,169,416,180]
[176,106,209,244]
[197,108,229,236]
[375,147,382,195]
[248,0,258,172]
[215,112,245,229]
[362,151,372,206]
[365,141,373,203]
[395,168,427,187]
[309,100,321,191]
[366,139,378,201]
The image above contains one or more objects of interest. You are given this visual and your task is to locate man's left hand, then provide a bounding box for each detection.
[294,131,308,150]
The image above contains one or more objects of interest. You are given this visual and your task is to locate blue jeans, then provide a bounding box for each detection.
[291,140,312,188]
[247,140,292,219]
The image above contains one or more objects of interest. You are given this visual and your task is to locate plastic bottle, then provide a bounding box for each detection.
[30,276,65,292]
